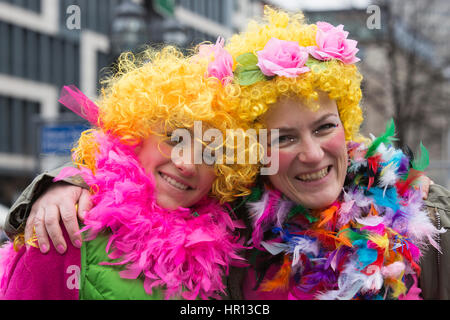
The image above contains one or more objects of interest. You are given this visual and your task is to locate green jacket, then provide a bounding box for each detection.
[80,232,164,299]
[3,166,450,300]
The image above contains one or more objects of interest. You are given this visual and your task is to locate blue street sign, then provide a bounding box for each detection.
[41,123,89,155]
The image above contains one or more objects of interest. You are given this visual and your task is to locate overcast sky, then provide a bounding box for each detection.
[267,0,370,11]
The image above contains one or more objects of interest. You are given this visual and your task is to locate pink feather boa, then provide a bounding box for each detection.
[55,131,246,299]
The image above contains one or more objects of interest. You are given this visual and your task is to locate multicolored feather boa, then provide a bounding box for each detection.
[55,131,246,300]
[247,120,444,300]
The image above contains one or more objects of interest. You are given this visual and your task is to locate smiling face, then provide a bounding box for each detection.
[136,131,216,210]
[263,93,348,210]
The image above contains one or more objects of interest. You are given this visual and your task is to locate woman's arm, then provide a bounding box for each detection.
[4,170,434,256]
[4,164,92,254]
[25,182,92,254]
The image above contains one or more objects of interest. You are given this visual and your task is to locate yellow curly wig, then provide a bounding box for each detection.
[224,7,365,142]
[72,46,258,203]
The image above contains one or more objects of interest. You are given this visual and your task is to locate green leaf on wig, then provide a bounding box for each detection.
[236,52,259,66]
[234,52,269,86]
[305,57,327,72]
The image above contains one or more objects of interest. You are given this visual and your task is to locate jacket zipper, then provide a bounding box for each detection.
[435,207,441,267]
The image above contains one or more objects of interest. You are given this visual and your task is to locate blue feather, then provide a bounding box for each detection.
[353,239,378,270]
[365,186,400,212]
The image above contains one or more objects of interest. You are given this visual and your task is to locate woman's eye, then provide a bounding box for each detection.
[314,123,338,135]
[271,135,296,147]
[166,132,183,145]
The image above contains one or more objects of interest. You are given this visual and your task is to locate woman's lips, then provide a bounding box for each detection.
[295,166,331,182]
[159,172,192,191]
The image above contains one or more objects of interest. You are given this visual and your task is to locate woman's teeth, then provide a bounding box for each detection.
[160,173,189,190]
[297,167,329,181]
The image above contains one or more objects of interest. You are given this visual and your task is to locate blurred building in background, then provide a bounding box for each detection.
[360,0,450,189]
[0,202,7,243]
[0,0,266,210]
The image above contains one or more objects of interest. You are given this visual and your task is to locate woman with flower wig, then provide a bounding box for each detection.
[220,7,448,300]
[0,46,258,300]
[3,7,449,300]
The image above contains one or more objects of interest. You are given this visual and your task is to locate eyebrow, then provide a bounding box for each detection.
[274,113,339,131]
[312,113,339,126]
[167,127,194,135]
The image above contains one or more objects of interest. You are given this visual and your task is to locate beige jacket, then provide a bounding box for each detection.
[3,165,87,237]
[420,184,450,299]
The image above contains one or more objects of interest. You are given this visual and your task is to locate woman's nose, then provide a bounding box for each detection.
[173,156,196,177]
[297,138,324,163]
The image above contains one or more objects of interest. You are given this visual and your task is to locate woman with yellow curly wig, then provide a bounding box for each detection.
[0,45,258,300]
[221,7,445,300]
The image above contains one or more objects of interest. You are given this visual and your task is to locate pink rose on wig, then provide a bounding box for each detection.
[308,21,360,64]
[256,38,310,78]
[198,37,234,85]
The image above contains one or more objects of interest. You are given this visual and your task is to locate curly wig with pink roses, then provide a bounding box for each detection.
[224,7,365,142]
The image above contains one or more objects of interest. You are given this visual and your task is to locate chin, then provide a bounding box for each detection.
[291,189,341,210]
[156,198,184,210]
[304,198,335,210]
